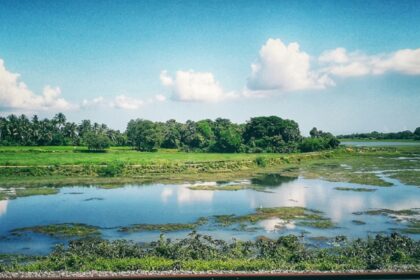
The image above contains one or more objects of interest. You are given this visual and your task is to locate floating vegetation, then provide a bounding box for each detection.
[83,197,104,201]
[11,223,100,238]
[214,207,334,229]
[353,209,419,216]
[334,187,377,192]
[250,174,297,187]
[387,170,420,186]
[119,217,209,233]
[296,220,335,229]
[352,220,367,225]
[399,220,420,234]
[188,184,250,191]
[119,223,197,233]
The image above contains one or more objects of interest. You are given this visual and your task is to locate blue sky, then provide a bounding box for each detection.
[0,0,419,134]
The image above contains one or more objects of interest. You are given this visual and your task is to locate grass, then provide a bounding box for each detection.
[354,209,419,216]
[2,233,419,272]
[11,223,100,238]
[387,170,420,186]
[400,220,420,234]
[119,217,209,233]
[334,187,377,192]
[0,187,58,200]
[352,220,366,225]
[119,223,197,233]
[338,138,420,143]
[188,184,248,191]
[214,207,335,228]
[1,145,419,189]
[296,220,336,229]
[0,146,281,166]
[353,208,420,234]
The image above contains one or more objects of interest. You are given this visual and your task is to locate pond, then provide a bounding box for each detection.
[0,172,419,255]
[341,141,420,147]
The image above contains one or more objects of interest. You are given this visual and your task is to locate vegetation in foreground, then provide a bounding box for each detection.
[1,232,418,272]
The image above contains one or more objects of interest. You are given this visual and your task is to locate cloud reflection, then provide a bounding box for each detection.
[0,200,8,216]
[161,185,214,205]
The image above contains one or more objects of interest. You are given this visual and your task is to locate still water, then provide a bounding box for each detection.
[341,141,420,147]
[0,173,419,255]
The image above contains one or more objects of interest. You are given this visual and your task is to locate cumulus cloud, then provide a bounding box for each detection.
[0,59,72,111]
[154,94,166,102]
[82,94,166,110]
[319,48,420,77]
[247,38,333,92]
[246,39,420,94]
[111,95,144,110]
[160,70,237,102]
[81,96,107,108]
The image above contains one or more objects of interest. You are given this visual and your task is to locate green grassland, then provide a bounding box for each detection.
[0,145,419,190]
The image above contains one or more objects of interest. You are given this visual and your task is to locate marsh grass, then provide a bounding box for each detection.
[334,187,377,192]
[11,223,100,238]
[214,207,335,229]
[0,187,58,200]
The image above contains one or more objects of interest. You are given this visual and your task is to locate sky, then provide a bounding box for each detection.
[0,0,419,135]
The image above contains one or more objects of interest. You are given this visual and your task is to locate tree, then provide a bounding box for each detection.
[161,120,182,148]
[126,119,161,151]
[414,127,420,140]
[243,116,301,153]
[84,132,111,152]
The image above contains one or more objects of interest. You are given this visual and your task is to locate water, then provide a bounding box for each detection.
[341,141,420,147]
[0,172,419,255]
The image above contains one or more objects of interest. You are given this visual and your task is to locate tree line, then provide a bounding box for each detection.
[338,128,420,141]
[0,113,340,153]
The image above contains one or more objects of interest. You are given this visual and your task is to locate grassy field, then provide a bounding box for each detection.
[0,146,277,166]
[338,138,420,142]
[0,145,419,189]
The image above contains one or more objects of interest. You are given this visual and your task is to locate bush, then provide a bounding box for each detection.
[255,156,268,167]
[83,132,111,152]
[97,161,125,177]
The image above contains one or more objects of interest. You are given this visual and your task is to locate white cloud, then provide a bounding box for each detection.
[319,47,349,64]
[0,59,72,111]
[81,96,107,108]
[111,95,144,110]
[247,38,333,92]
[373,48,420,75]
[154,94,166,102]
[82,94,165,110]
[319,48,420,77]
[160,70,237,102]
[246,39,420,94]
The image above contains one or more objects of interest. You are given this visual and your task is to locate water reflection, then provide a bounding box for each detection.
[0,200,8,216]
[259,218,296,232]
[176,186,214,204]
[0,173,419,255]
[251,174,297,186]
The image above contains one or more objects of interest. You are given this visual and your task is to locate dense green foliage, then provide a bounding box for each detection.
[0,113,126,146]
[2,232,419,272]
[84,132,111,152]
[0,114,339,153]
[299,127,340,152]
[338,127,420,141]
